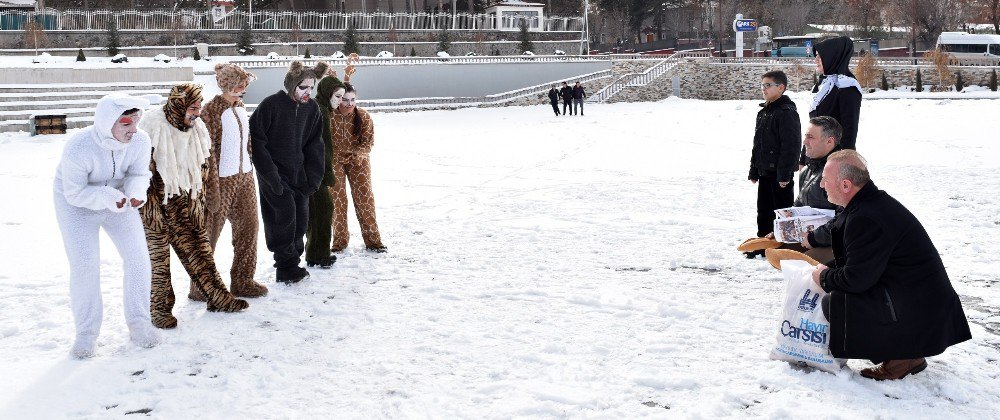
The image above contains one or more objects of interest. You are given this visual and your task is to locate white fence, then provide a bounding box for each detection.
[0,9,584,32]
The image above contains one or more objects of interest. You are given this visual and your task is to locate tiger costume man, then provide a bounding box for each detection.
[139,83,249,329]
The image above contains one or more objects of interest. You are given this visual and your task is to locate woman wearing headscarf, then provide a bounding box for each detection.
[806,36,862,162]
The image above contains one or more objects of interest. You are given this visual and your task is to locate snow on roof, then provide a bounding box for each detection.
[0,0,37,7]
[487,0,545,7]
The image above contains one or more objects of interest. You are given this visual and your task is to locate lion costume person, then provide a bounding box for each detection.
[139,83,249,329]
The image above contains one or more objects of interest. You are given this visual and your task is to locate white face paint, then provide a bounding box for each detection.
[294,78,316,103]
[330,87,346,109]
[225,81,249,102]
[111,112,141,143]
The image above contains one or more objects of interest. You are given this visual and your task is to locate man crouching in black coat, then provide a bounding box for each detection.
[748,70,801,255]
[812,150,972,380]
[250,60,328,284]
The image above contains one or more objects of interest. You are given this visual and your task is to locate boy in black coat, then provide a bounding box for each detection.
[748,70,802,248]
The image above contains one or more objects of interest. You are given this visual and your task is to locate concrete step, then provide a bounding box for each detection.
[0,108,94,120]
[0,90,171,103]
[0,82,182,94]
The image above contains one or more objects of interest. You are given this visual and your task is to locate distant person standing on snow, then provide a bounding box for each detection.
[53,94,161,358]
[547,85,560,116]
[329,83,387,253]
[806,36,862,163]
[560,82,574,115]
[572,81,586,116]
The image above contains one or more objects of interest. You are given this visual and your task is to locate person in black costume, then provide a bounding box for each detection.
[547,85,561,116]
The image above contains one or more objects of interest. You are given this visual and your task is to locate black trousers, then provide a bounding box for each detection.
[259,185,309,270]
[563,100,573,115]
[755,173,794,237]
[550,101,560,115]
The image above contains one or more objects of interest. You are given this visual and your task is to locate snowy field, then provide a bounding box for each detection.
[1,95,998,418]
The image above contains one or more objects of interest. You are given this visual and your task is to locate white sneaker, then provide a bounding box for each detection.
[71,336,97,359]
[129,327,162,349]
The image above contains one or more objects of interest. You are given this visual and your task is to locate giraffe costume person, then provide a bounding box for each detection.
[329,81,385,253]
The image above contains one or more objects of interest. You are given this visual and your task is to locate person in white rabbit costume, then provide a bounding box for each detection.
[53,93,162,359]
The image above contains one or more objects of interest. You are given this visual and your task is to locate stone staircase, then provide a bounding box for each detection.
[0,82,180,133]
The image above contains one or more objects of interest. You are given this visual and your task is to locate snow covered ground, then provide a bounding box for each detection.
[0,95,998,418]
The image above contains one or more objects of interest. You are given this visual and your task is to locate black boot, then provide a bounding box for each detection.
[276,266,310,284]
[743,250,765,259]
[306,255,337,269]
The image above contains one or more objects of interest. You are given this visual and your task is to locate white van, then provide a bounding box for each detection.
[936,32,1000,63]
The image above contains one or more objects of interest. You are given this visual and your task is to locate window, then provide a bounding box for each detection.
[989,44,1000,56]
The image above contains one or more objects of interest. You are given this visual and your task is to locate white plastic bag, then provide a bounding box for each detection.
[769,260,841,373]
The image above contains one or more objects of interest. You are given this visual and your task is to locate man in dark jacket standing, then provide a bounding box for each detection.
[560,82,574,115]
[572,81,586,116]
[748,70,801,254]
[547,85,560,116]
[812,150,971,380]
[250,60,329,284]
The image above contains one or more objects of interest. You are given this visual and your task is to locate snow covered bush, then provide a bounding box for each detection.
[110,53,128,63]
[31,53,54,64]
[266,52,280,60]
[331,51,346,59]
[437,51,450,58]
[153,54,172,63]
[554,50,566,55]
[375,51,393,58]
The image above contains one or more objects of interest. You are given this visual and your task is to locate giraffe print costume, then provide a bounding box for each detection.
[330,106,384,251]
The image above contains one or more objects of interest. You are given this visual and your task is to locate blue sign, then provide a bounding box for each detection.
[733,19,758,32]
[869,40,879,56]
[805,40,813,56]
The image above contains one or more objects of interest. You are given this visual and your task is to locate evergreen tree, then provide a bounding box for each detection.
[517,20,534,54]
[106,15,120,57]
[881,71,888,91]
[343,22,361,55]
[954,71,964,92]
[76,48,86,62]
[193,46,201,60]
[915,68,923,92]
[990,69,998,92]
[437,28,451,53]
[236,21,254,55]
[410,46,417,57]
[304,47,311,58]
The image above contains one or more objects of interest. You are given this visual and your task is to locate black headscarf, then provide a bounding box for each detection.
[814,36,855,79]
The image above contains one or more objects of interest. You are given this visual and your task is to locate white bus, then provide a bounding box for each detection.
[936,32,1000,63]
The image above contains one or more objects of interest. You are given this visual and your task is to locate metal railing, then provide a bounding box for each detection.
[587,51,709,103]
[297,69,613,111]
[230,54,660,68]
[711,55,1000,68]
[0,9,584,32]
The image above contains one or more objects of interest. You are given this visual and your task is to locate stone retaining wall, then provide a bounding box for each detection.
[612,61,1000,102]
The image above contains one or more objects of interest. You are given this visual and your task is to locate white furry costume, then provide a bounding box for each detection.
[53,93,162,358]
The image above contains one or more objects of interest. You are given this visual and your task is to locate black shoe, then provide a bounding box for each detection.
[306,256,336,269]
[366,245,388,253]
[276,266,310,284]
[743,250,765,259]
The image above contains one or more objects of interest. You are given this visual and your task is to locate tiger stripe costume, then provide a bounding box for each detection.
[139,83,248,329]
